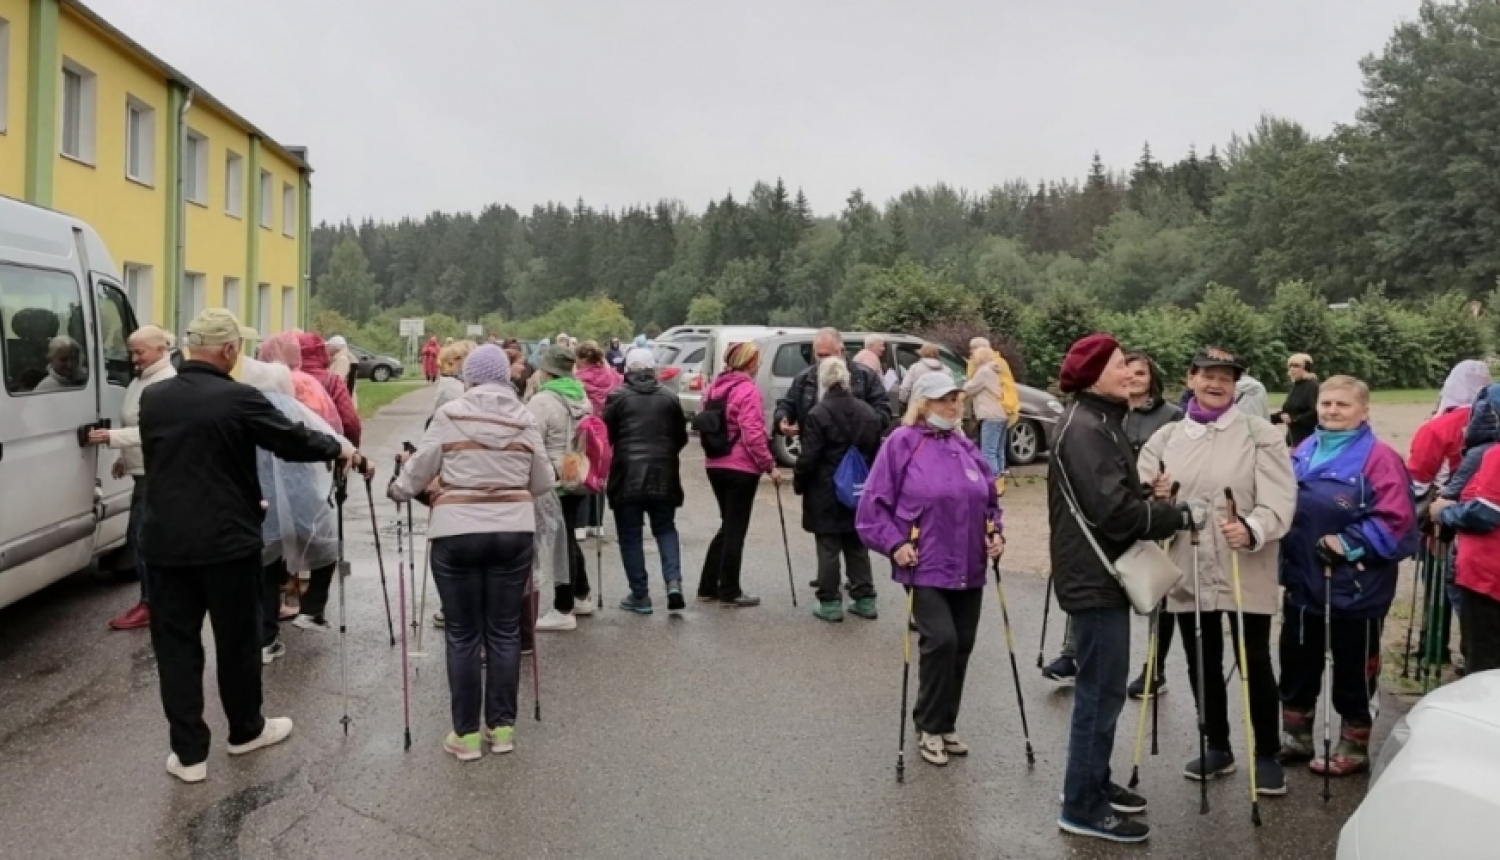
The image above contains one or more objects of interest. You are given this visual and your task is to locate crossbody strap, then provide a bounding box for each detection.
[1054,402,1124,576]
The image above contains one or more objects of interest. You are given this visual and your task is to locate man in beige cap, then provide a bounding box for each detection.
[139,308,365,784]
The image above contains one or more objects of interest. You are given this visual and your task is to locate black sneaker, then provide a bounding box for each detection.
[1126,669,1166,700]
[720,595,762,608]
[1107,783,1148,815]
[1042,655,1078,684]
[1254,756,1287,796]
[1058,813,1150,844]
[667,589,686,612]
[1184,748,1237,781]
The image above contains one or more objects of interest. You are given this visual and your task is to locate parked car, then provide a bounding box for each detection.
[0,196,139,611]
[678,325,816,420]
[651,339,706,399]
[1336,669,1500,859]
[349,344,404,382]
[738,331,1062,468]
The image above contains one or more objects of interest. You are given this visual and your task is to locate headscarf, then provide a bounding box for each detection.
[724,341,759,372]
[1437,359,1492,414]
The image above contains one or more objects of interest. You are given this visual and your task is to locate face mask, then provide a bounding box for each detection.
[927,412,957,431]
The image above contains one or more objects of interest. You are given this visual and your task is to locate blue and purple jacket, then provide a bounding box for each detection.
[1283,424,1418,620]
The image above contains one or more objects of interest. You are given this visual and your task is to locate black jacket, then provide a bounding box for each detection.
[1123,398,1183,458]
[793,389,884,534]
[602,370,689,507]
[774,358,890,432]
[139,362,344,567]
[1275,377,1320,448]
[1048,391,1183,613]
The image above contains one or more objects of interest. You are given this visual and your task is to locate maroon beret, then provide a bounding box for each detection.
[1058,334,1120,394]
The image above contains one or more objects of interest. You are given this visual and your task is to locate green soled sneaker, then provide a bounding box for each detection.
[848,597,878,619]
[488,725,515,754]
[444,731,482,762]
[812,600,845,622]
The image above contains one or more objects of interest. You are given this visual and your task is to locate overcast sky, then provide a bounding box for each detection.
[87,0,1422,223]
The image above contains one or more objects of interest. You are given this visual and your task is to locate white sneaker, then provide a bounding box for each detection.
[292,614,330,632]
[942,733,970,755]
[227,717,294,756]
[588,526,607,538]
[536,609,577,631]
[574,528,588,541]
[918,732,949,766]
[166,753,206,784]
[572,596,596,617]
[262,640,286,665]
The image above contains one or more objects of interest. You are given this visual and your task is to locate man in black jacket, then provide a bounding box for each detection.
[141,309,361,784]
[774,328,890,440]
[1048,333,1190,845]
[602,348,689,613]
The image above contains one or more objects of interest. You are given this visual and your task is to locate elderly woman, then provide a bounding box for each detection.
[434,340,477,418]
[1280,375,1417,778]
[574,340,623,536]
[389,345,554,760]
[1139,347,1296,794]
[260,332,342,433]
[299,333,361,446]
[527,345,596,627]
[1273,353,1320,448]
[857,372,1004,768]
[88,325,177,630]
[698,342,781,607]
[897,342,945,409]
[1049,334,1191,845]
[963,346,1018,496]
[796,357,884,622]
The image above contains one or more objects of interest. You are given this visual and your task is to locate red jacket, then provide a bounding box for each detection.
[1408,406,1469,492]
[1445,445,1500,603]
[299,333,361,446]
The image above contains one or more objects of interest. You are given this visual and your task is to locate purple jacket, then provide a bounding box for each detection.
[704,371,775,476]
[856,424,1001,590]
[1283,424,1418,619]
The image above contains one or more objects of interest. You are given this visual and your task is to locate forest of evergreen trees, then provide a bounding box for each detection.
[310,0,1499,388]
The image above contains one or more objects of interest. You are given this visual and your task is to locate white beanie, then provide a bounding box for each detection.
[625,347,655,370]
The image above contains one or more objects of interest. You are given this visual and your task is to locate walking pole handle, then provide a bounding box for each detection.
[1224,487,1238,519]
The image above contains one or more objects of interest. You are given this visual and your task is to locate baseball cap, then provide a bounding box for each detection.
[911,371,959,402]
[186,308,245,348]
[1190,346,1245,376]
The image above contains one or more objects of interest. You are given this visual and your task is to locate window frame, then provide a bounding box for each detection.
[255,282,271,333]
[59,59,97,164]
[224,150,244,217]
[281,286,296,332]
[259,170,273,228]
[121,263,153,325]
[184,128,208,205]
[183,272,206,324]
[94,278,138,390]
[124,96,155,186]
[223,276,241,318]
[281,183,296,236]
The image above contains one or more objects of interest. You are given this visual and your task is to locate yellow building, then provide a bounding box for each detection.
[0,0,311,336]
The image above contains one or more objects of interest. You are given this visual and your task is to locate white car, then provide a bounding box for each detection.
[1336,669,1500,860]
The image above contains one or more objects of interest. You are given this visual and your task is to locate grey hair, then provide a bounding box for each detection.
[969,336,991,352]
[47,336,80,357]
[814,327,842,349]
[817,355,850,392]
[129,325,174,350]
[863,333,884,349]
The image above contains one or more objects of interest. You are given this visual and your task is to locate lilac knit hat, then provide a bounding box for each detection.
[463,344,512,386]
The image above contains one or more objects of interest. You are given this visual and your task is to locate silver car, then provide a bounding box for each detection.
[745,331,1062,468]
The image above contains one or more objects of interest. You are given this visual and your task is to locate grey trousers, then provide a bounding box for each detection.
[814,532,874,602]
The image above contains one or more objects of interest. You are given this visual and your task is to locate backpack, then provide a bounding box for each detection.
[833,446,869,509]
[693,377,746,458]
[550,392,613,494]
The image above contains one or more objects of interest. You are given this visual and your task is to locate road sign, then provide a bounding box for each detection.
[467,324,484,338]
[399,318,425,337]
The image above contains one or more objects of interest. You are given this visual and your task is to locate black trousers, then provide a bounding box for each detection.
[554,494,592,612]
[150,553,267,766]
[698,469,761,601]
[1459,586,1500,674]
[814,532,874,602]
[1175,611,1280,758]
[261,557,290,648]
[1279,598,1382,726]
[298,562,340,620]
[911,586,984,736]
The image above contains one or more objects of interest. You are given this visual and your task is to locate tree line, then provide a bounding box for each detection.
[311,0,1500,388]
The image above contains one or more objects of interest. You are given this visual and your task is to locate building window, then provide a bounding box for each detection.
[123,264,153,325]
[256,283,270,333]
[281,286,296,332]
[125,97,156,185]
[183,272,206,324]
[259,171,273,228]
[0,19,11,134]
[0,263,90,394]
[223,277,241,318]
[282,183,296,236]
[225,151,244,216]
[60,60,98,163]
[184,129,208,205]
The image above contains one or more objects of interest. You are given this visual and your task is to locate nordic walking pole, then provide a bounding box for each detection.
[404,443,419,641]
[1401,536,1427,679]
[595,492,605,613]
[1151,605,1162,757]
[1225,490,1262,826]
[335,469,352,736]
[415,538,431,656]
[989,523,1035,768]
[774,481,798,607]
[393,454,413,752]
[363,473,397,647]
[531,589,542,721]
[896,525,919,783]
[1129,606,1159,789]
[1036,573,1053,669]
[1321,560,1334,803]
[1189,507,1210,814]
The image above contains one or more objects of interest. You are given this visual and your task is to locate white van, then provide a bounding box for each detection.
[0,196,138,611]
[680,325,815,418]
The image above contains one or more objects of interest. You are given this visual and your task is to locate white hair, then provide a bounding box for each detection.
[864,334,884,349]
[47,336,79,357]
[970,336,991,352]
[129,325,174,350]
[817,355,850,392]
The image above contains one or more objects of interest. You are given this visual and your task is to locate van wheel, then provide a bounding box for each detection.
[372,365,393,382]
[1008,420,1041,466]
[773,432,800,468]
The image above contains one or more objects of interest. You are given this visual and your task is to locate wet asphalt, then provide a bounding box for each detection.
[0,386,1397,860]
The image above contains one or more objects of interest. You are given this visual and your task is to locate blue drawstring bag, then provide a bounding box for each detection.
[834,447,869,509]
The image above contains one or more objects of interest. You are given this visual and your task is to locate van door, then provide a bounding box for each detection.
[91,277,138,552]
[0,262,100,589]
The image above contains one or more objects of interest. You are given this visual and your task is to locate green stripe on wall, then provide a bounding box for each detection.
[23,0,59,206]
[299,169,311,329]
[163,84,184,335]
[245,136,261,326]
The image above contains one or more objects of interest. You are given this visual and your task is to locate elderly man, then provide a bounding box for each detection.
[326,335,357,397]
[140,308,363,784]
[88,325,177,630]
[774,328,890,438]
[34,336,87,390]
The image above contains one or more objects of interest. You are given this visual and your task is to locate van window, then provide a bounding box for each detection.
[95,280,137,388]
[680,346,705,366]
[1,264,90,394]
[772,342,814,378]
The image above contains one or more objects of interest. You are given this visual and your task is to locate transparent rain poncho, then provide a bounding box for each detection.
[532,490,568,591]
[259,390,348,572]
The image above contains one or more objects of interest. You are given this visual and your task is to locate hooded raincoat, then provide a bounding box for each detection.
[258,391,347,571]
[1437,359,1492,414]
[299,333,361,445]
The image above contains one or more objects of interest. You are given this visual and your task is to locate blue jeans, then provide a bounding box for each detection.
[130,478,151,604]
[431,531,533,736]
[613,500,682,599]
[979,420,1008,477]
[1062,607,1131,824]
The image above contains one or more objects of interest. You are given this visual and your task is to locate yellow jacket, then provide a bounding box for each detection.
[965,352,1019,425]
